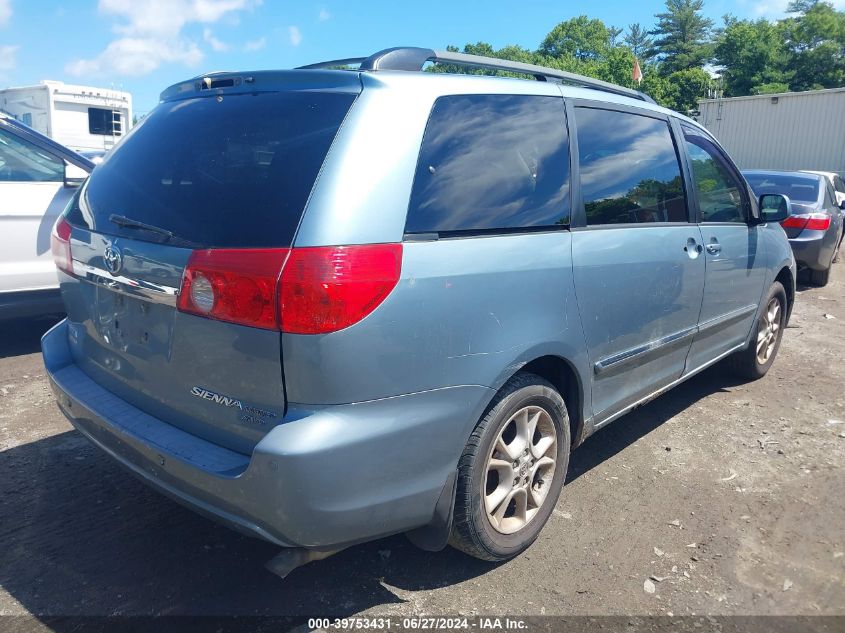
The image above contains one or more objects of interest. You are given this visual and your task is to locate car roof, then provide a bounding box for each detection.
[743,169,822,180]
[801,170,836,179]
[161,67,702,131]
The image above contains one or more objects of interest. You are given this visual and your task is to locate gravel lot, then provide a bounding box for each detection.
[1,266,843,622]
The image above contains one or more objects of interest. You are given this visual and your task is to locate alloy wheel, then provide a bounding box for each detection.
[483,405,558,534]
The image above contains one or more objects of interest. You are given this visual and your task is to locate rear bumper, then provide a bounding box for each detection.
[42,319,492,549]
[788,230,833,271]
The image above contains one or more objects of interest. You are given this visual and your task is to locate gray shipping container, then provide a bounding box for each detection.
[697,88,845,177]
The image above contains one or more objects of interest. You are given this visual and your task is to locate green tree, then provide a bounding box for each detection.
[624,23,655,60]
[608,26,624,47]
[650,0,714,74]
[714,17,791,96]
[666,67,712,112]
[640,70,676,107]
[781,0,845,91]
[597,46,639,86]
[540,16,612,61]
[752,82,791,94]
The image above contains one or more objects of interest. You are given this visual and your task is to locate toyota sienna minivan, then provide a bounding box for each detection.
[43,47,796,575]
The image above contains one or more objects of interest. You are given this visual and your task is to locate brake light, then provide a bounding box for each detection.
[177,249,289,330]
[279,244,403,334]
[781,213,831,231]
[805,215,831,231]
[51,216,73,274]
[176,244,403,333]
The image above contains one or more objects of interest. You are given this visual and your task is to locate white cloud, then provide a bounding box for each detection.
[203,27,229,52]
[0,44,17,71]
[243,36,266,51]
[288,25,302,46]
[318,8,331,21]
[753,0,845,16]
[66,0,260,77]
[67,37,203,77]
[0,0,11,27]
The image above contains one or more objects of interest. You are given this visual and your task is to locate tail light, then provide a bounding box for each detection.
[177,244,402,334]
[781,213,831,231]
[177,249,289,330]
[51,216,73,274]
[279,244,403,334]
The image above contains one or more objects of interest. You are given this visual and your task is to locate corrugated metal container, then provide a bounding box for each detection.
[697,88,845,176]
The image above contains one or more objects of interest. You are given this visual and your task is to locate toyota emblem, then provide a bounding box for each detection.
[103,245,123,275]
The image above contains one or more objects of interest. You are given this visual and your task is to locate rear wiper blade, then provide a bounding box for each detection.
[108,214,200,248]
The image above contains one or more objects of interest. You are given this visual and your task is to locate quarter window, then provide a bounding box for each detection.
[406,94,571,234]
[682,125,747,223]
[575,108,687,226]
[0,128,64,182]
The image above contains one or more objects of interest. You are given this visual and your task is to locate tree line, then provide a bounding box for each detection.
[432,0,845,114]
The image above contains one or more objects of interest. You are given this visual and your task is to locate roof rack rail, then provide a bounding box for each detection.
[297,57,368,70]
[297,47,655,104]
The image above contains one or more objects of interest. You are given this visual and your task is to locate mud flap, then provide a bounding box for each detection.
[405,469,457,552]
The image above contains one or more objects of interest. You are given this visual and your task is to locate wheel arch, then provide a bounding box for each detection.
[520,355,586,448]
[774,265,795,324]
[483,352,588,449]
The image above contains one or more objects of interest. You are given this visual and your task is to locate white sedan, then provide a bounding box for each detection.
[0,112,94,319]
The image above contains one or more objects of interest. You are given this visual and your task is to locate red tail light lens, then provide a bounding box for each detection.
[177,249,289,330]
[805,214,831,231]
[279,244,403,334]
[177,244,403,333]
[51,216,73,274]
[781,213,830,231]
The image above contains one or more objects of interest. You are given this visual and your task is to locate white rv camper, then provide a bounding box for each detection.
[0,81,132,152]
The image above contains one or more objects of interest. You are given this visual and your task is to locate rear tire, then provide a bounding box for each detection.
[728,281,787,381]
[810,266,830,287]
[449,373,570,561]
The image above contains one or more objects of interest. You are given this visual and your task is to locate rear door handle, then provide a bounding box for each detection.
[683,237,702,258]
[706,242,721,255]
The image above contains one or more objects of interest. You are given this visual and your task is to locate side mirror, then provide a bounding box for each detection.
[759,193,791,223]
[64,162,88,188]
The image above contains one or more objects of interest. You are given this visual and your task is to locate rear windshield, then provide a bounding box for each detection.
[66,91,355,248]
[744,173,820,204]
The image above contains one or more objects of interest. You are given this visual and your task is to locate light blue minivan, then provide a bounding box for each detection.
[42,47,796,576]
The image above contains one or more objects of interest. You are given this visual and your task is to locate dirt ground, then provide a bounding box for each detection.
[1,265,843,624]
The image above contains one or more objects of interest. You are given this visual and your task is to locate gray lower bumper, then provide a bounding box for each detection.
[789,231,831,271]
[42,319,492,548]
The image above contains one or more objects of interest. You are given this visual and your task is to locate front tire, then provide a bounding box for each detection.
[729,281,787,380]
[449,373,570,561]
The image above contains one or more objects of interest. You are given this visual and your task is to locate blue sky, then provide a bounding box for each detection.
[0,0,838,114]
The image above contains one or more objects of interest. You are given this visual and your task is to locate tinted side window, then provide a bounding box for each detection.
[0,128,64,182]
[682,125,747,223]
[825,181,837,207]
[834,176,845,194]
[575,108,687,226]
[406,94,570,234]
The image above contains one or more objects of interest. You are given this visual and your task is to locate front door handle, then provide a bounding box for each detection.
[705,241,722,255]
